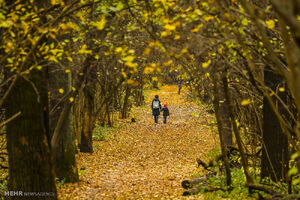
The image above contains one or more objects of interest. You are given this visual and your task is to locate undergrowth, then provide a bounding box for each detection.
[92,123,123,141]
[200,169,256,200]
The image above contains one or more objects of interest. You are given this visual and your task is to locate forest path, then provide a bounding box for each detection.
[58,85,218,199]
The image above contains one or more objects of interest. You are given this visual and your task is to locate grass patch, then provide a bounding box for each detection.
[92,124,123,141]
[0,173,7,200]
[199,169,256,200]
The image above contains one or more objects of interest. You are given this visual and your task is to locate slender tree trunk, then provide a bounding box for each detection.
[121,85,131,119]
[212,69,232,186]
[80,86,95,153]
[261,66,289,181]
[5,71,57,199]
[51,73,79,182]
[222,67,254,185]
[215,63,233,147]
[220,96,233,147]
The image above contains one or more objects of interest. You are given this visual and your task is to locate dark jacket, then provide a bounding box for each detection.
[161,107,169,116]
[151,98,161,116]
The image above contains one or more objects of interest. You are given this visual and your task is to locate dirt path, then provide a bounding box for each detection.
[58,85,218,199]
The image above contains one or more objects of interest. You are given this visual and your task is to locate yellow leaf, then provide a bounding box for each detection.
[241,99,252,106]
[266,20,275,29]
[59,88,64,94]
[115,47,122,53]
[279,87,285,92]
[96,17,106,30]
[72,87,76,91]
[163,60,173,66]
[123,55,135,62]
[241,18,248,26]
[122,72,127,78]
[144,48,151,55]
[164,24,176,31]
[161,31,168,37]
[143,67,154,74]
[69,97,74,102]
[65,69,71,73]
[202,60,211,68]
[203,15,214,21]
[126,79,134,84]
[67,57,73,62]
[128,49,135,54]
[78,44,92,54]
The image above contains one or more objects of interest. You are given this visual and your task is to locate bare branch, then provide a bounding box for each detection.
[0,111,21,128]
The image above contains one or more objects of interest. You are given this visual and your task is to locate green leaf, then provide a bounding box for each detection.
[241,18,248,26]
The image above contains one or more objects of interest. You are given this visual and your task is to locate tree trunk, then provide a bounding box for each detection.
[215,63,233,147]
[51,73,79,182]
[5,71,57,199]
[222,67,254,185]
[220,96,233,147]
[261,66,289,181]
[212,68,232,186]
[121,85,131,119]
[80,87,95,153]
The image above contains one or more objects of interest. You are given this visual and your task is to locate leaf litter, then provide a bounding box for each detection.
[58,85,218,199]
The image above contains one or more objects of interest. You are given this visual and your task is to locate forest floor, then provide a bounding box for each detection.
[58,85,219,199]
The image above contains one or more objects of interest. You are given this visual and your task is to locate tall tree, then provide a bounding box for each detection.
[5,71,57,199]
[3,0,58,198]
[261,66,289,181]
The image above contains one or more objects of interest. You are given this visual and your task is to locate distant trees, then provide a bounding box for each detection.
[125,0,300,195]
[1,0,151,195]
[1,0,300,198]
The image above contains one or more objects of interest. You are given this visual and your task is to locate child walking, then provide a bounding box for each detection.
[161,103,170,124]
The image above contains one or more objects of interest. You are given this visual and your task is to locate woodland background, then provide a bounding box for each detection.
[1,0,300,199]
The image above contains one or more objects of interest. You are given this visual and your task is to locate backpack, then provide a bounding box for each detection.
[153,99,159,109]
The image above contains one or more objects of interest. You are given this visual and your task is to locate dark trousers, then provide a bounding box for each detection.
[154,115,158,123]
[163,116,167,123]
[178,87,181,94]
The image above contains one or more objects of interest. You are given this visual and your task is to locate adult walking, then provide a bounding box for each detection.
[151,95,162,123]
[178,80,182,95]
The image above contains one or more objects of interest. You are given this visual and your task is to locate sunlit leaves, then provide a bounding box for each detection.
[58,88,64,94]
[78,44,92,54]
[115,47,123,53]
[241,18,248,26]
[265,19,275,29]
[69,97,74,103]
[164,24,176,31]
[203,15,214,21]
[241,99,253,106]
[202,60,211,68]
[93,17,107,30]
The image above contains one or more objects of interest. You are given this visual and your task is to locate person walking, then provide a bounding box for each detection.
[161,103,170,124]
[151,95,161,123]
[178,80,182,95]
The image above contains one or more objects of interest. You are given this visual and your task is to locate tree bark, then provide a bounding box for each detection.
[222,67,254,185]
[261,66,289,181]
[5,71,57,199]
[121,85,131,119]
[51,73,79,182]
[80,86,95,153]
[212,67,232,186]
